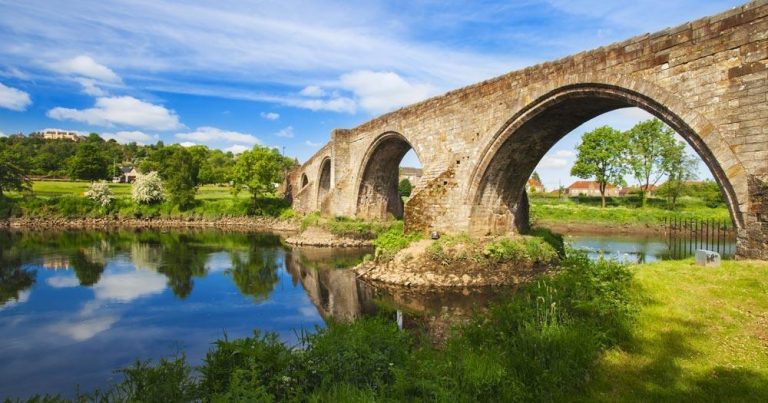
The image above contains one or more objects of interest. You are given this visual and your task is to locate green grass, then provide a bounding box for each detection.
[586,259,768,402]
[23,180,240,200]
[530,194,731,226]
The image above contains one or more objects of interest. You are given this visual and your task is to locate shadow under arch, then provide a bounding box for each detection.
[316,157,332,212]
[468,83,744,235]
[355,131,423,220]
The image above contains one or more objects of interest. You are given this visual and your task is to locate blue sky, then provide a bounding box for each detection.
[0,0,744,189]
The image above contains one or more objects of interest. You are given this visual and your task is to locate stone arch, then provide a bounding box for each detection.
[468,82,745,235]
[355,132,421,220]
[301,173,309,189]
[316,157,332,212]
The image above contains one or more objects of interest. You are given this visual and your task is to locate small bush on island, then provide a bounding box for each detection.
[131,172,165,205]
[22,250,634,402]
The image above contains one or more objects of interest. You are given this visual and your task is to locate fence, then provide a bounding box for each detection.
[664,217,736,259]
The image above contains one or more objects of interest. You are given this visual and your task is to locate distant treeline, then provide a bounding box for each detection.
[0,133,263,184]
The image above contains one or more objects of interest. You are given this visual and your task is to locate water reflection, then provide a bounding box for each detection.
[568,233,736,264]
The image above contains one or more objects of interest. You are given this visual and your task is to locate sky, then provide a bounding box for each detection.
[0,0,744,188]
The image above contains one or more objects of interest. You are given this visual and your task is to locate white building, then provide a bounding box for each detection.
[35,128,82,141]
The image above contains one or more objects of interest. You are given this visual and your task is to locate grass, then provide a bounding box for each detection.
[24,180,240,200]
[530,194,731,226]
[300,212,397,240]
[586,259,768,402]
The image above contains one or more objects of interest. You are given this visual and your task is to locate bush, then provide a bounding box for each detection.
[373,221,422,260]
[84,181,114,207]
[132,172,165,205]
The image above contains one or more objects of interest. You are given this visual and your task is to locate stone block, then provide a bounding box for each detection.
[695,249,722,267]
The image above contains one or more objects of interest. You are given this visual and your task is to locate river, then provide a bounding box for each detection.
[0,228,735,399]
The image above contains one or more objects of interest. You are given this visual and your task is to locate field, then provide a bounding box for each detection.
[587,259,768,402]
[26,180,242,200]
[530,194,731,226]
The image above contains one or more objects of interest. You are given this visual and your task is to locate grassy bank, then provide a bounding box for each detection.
[1,181,294,220]
[587,259,768,402]
[530,194,731,227]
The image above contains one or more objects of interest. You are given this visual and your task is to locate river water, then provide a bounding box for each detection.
[0,229,735,399]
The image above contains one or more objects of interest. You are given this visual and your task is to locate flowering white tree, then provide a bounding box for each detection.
[85,181,114,207]
[132,172,165,204]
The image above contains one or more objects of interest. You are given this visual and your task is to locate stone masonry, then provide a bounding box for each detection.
[288,1,768,260]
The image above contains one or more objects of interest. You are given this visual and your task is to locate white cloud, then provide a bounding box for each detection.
[92,270,167,303]
[52,315,119,341]
[1,67,30,80]
[537,157,570,169]
[0,131,5,137]
[224,144,250,154]
[179,141,197,147]
[286,96,357,113]
[305,140,321,147]
[52,55,121,83]
[0,82,32,111]
[0,290,30,311]
[261,112,280,120]
[102,130,156,144]
[76,78,107,96]
[275,126,294,138]
[46,276,80,288]
[176,126,261,144]
[299,85,326,97]
[339,70,435,114]
[552,149,575,158]
[48,96,182,130]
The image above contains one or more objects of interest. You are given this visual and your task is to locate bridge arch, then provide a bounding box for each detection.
[468,81,746,235]
[316,157,332,212]
[355,131,422,220]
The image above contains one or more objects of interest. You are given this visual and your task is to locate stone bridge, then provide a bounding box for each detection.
[287,1,768,260]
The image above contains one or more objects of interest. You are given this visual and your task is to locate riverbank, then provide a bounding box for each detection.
[0,216,299,232]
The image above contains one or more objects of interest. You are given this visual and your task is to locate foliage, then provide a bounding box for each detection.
[626,119,678,206]
[159,146,200,209]
[0,140,30,197]
[132,172,165,204]
[481,236,559,265]
[372,221,422,260]
[398,178,412,198]
[684,179,725,208]
[84,181,114,207]
[231,145,293,212]
[67,142,109,181]
[571,125,627,207]
[110,356,199,402]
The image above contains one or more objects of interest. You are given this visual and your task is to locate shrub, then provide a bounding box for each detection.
[84,181,114,207]
[373,221,422,260]
[132,172,165,205]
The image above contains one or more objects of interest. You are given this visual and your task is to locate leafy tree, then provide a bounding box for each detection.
[68,142,109,180]
[626,119,677,207]
[132,171,165,204]
[656,145,698,210]
[70,250,106,286]
[570,126,627,207]
[231,146,293,214]
[398,178,413,198]
[0,141,31,197]
[685,179,725,208]
[159,146,200,209]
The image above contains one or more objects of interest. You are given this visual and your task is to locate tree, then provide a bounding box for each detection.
[231,146,293,214]
[0,141,31,197]
[656,144,698,210]
[132,171,165,204]
[159,146,200,209]
[68,142,109,180]
[398,178,413,198]
[626,119,678,207]
[570,126,627,208]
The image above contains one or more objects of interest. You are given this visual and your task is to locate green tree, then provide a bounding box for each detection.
[398,178,413,198]
[68,142,109,180]
[626,119,677,207]
[231,146,293,214]
[159,146,200,209]
[656,145,698,210]
[570,126,627,208]
[0,141,31,197]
